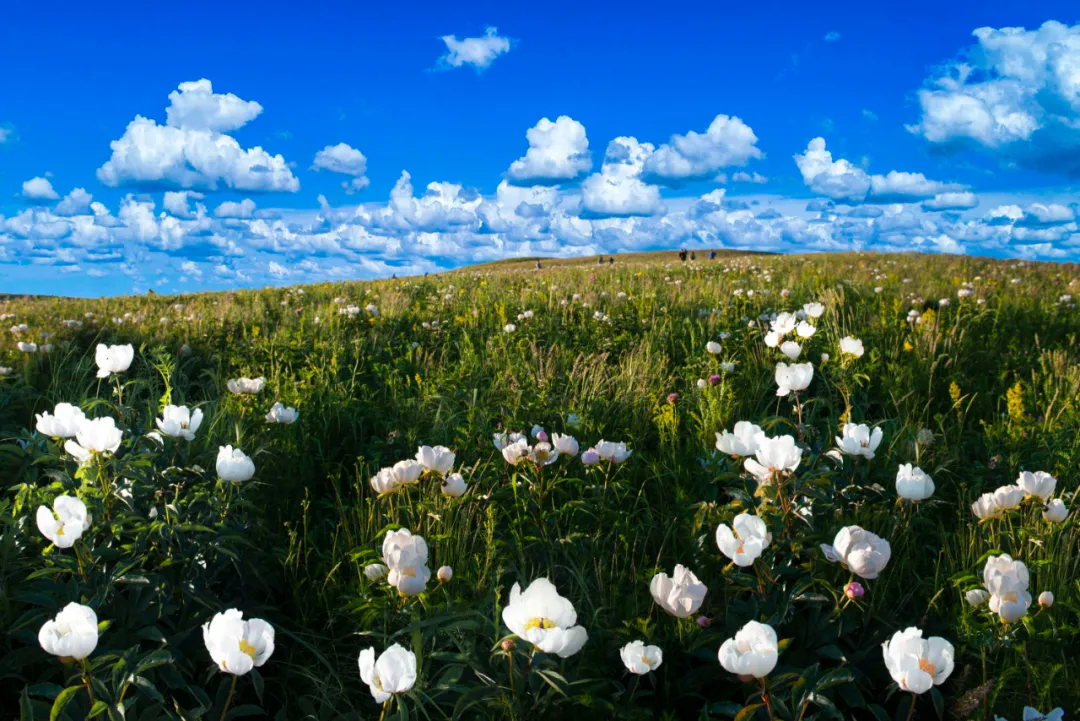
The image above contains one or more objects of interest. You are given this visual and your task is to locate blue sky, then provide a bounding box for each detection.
[2,1,1080,296]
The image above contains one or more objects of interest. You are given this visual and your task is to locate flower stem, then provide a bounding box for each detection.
[904,693,917,721]
[81,659,96,705]
[220,675,238,721]
[760,677,775,720]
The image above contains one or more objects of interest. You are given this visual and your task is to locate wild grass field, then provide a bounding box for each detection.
[1,250,1078,721]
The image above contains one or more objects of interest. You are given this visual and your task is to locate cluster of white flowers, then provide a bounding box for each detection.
[972,471,1068,523]
[370,445,466,497]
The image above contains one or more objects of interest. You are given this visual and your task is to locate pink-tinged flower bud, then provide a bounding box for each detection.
[844,582,864,599]
[696,616,712,628]
[581,449,601,465]
[667,393,679,404]
[708,374,721,386]
[536,430,549,443]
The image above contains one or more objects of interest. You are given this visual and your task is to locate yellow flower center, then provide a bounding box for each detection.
[56,525,65,536]
[640,655,654,667]
[239,639,257,660]
[918,658,936,676]
[524,617,556,631]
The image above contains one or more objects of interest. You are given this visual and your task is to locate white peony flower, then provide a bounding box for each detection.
[216,446,255,483]
[774,362,813,397]
[95,343,134,379]
[35,403,87,438]
[718,621,779,679]
[501,438,531,465]
[896,464,934,501]
[441,472,467,497]
[382,529,431,596]
[1043,499,1068,523]
[649,565,707,618]
[155,405,204,440]
[552,433,579,457]
[1016,471,1055,502]
[594,440,632,463]
[834,423,883,459]
[502,578,588,657]
[358,644,417,703]
[821,526,891,579]
[715,421,763,457]
[779,340,802,360]
[993,485,1024,511]
[202,609,275,675]
[743,434,802,484]
[881,627,954,694]
[715,514,771,567]
[265,402,299,424]
[839,336,864,358]
[971,493,1002,520]
[416,445,455,476]
[64,416,123,463]
[984,554,1031,623]
[226,377,265,395]
[38,602,99,660]
[620,640,663,675]
[36,496,91,549]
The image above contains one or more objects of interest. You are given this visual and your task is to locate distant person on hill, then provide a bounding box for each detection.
[597,255,604,264]
[708,250,716,260]
[608,257,614,265]
[690,251,696,261]
[678,249,687,261]
[535,260,542,270]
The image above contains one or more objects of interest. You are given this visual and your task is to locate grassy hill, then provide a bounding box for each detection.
[1,251,1078,719]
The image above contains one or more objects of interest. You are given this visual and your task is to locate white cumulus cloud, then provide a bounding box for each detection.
[96,79,299,193]
[642,115,763,185]
[55,188,93,216]
[312,143,370,193]
[22,177,59,201]
[922,191,979,211]
[795,137,962,203]
[909,21,1080,175]
[214,198,256,219]
[581,137,664,218]
[438,27,511,71]
[506,116,592,186]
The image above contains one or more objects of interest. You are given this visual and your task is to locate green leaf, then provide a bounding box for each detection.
[930,688,944,720]
[20,687,34,721]
[734,704,763,721]
[86,701,109,719]
[250,667,264,703]
[50,686,81,721]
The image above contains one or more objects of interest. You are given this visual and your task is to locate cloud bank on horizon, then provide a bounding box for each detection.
[3,18,1080,296]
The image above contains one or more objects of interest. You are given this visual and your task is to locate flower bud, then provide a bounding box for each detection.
[844,582,865,599]
[364,563,388,581]
[1039,591,1054,608]
[437,565,453,583]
